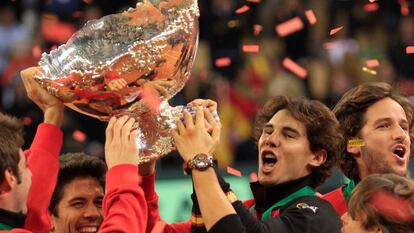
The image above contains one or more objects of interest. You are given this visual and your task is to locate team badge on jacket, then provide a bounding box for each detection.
[296,203,318,213]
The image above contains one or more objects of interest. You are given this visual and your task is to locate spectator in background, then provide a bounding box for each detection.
[341,174,414,233]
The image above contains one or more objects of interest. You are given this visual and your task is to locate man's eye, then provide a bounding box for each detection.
[71,202,84,208]
[377,124,389,129]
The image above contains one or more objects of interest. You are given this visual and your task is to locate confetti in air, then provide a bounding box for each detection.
[32,45,42,59]
[253,24,263,36]
[366,59,380,68]
[215,57,232,67]
[364,3,379,12]
[242,45,260,53]
[247,0,262,3]
[362,66,377,75]
[406,46,414,54]
[141,86,162,114]
[348,139,366,147]
[329,26,344,36]
[275,17,304,37]
[305,10,317,24]
[23,117,32,126]
[250,172,258,182]
[235,5,250,14]
[282,58,308,79]
[73,130,87,142]
[227,166,242,177]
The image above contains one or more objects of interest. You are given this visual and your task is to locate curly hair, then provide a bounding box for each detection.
[333,82,414,180]
[0,113,24,183]
[253,96,342,188]
[49,152,107,217]
[348,174,414,233]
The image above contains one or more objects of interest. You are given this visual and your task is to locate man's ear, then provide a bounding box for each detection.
[309,149,327,167]
[347,143,362,157]
[49,213,56,232]
[0,169,16,194]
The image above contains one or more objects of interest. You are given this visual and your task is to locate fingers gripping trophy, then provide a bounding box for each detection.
[35,0,214,163]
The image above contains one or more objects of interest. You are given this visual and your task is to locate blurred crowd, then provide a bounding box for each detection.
[0,0,413,168]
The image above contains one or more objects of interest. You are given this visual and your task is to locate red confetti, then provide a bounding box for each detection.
[83,0,93,4]
[23,117,32,126]
[364,3,379,12]
[406,46,414,54]
[32,45,42,59]
[369,0,377,2]
[305,10,317,25]
[329,26,344,36]
[235,5,250,14]
[249,172,258,182]
[141,85,162,114]
[401,5,410,16]
[275,17,304,37]
[73,130,87,142]
[282,57,308,79]
[246,0,262,3]
[215,57,232,67]
[366,59,380,68]
[227,166,242,177]
[253,24,263,36]
[242,45,260,53]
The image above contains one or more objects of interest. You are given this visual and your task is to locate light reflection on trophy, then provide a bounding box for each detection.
[36,0,201,163]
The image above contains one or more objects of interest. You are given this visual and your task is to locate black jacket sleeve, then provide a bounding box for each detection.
[210,196,341,233]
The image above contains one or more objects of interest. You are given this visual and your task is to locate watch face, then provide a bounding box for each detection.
[192,154,212,170]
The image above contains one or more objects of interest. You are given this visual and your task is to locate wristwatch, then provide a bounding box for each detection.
[187,153,214,171]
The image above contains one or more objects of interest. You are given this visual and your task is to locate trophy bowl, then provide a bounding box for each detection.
[36,0,200,163]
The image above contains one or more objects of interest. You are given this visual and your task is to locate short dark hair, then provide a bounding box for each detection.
[333,82,414,180]
[0,113,24,183]
[49,152,107,216]
[253,96,342,187]
[348,174,414,233]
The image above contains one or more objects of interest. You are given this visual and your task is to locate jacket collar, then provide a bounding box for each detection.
[0,208,26,229]
[250,175,313,214]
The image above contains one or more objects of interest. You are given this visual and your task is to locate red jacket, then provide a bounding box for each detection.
[0,123,63,233]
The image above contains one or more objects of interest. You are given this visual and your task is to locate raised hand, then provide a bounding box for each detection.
[105,116,139,169]
[20,66,64,126]
[172,107,221,162]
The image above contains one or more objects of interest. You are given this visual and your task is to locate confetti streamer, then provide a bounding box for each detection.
[32,45,42,59]
[253,24,263,36]
[364,3,379,12]
[141,85,162,114]
[247,0,262,3]
[227,166,242,177]
[235,5,250,14]
[329,26,344,36]
[275,17,304,37]
[362,66,377,75]
[366,59,380,68]
[282,57,308,79]
[242,45,260,53]
[406,46,414,54]
[83,0,93,4]
[73,130,87,142]
[348,139,366,147]
[215,57,232,67]
[305,10,317,24]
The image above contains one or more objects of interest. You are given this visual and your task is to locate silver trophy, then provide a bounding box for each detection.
[36,0,206,163]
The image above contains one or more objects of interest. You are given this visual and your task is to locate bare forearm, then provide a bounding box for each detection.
[192,168,236,231]
[43,106,64,127]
